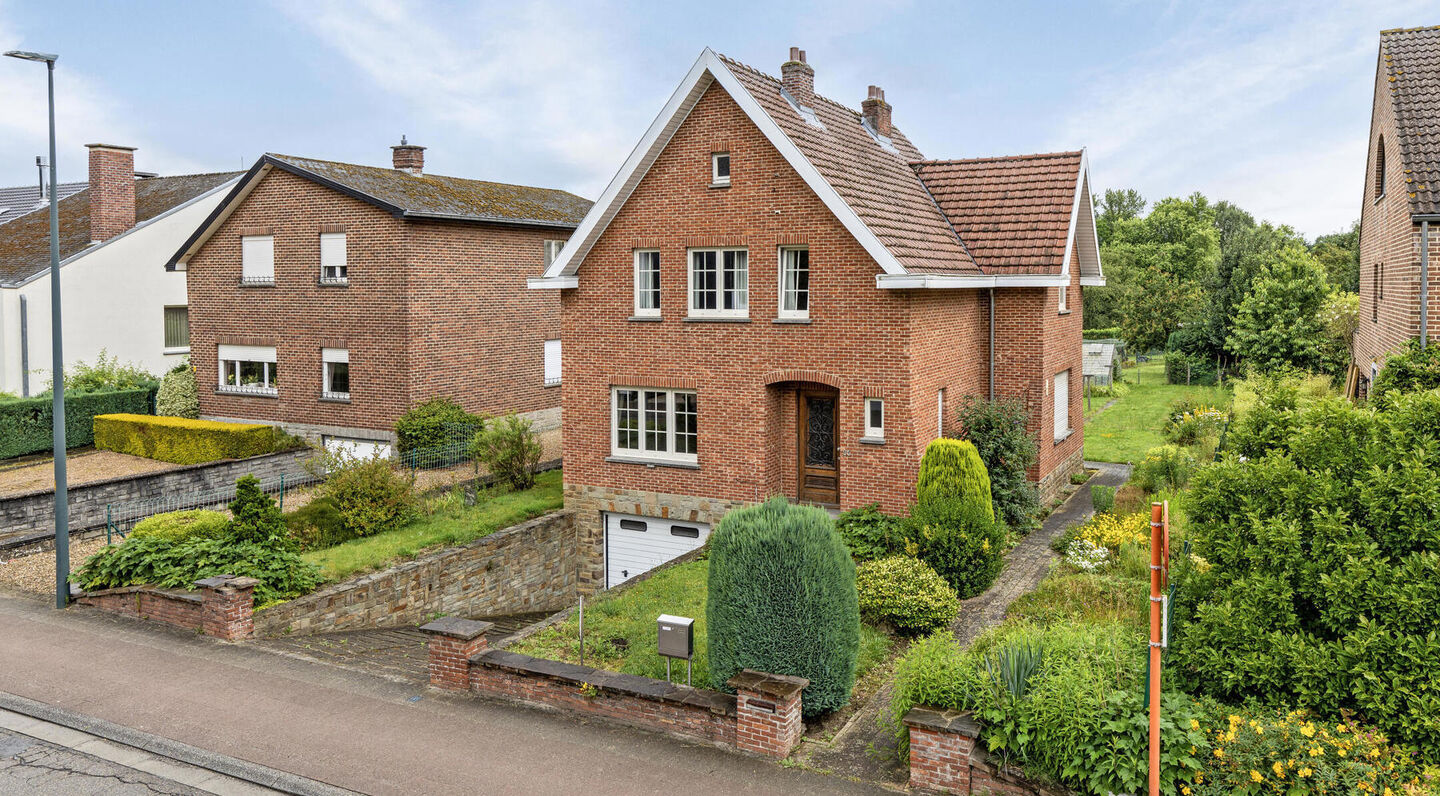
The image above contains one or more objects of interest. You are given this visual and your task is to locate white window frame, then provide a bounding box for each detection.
[937,388,946,438]
[240,235,274,285]
[217,344,278,396]
[634,250,661,317]
[322,348,349,400]
[711,152,730,186]
[544,239,566,266]
[778,246,810,320]
[320,232,348,285]
[610,387,697,465]
[543,339,562,386]
[1058,282,1068,313]
[162,305,189,353]
[1054,370,1072,442]
[687,248,748,318]
[864,397,884,440]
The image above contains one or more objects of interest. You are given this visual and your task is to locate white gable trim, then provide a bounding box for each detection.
[533,48,908,288]
[1074,149,1105,286]
[172,162,275,269]
[875,272,1070,290]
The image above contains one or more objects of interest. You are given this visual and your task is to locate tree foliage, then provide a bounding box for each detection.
[1312,220,1361,293]
[1226,242,1331,372]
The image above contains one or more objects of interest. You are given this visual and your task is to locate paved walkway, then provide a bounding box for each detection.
[800,461,1133,783]
[0,593,885,796]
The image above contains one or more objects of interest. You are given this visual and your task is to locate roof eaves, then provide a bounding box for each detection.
[398,210,580,230]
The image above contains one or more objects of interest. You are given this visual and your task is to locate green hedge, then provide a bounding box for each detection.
[1082,326,1123,340]
[0,388,152,459]
[93,414,278,464]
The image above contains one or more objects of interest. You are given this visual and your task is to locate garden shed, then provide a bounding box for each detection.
[1083,341,1119,387]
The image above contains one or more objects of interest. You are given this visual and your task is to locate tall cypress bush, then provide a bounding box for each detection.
[916,438,994,519]
[706,497,860,716]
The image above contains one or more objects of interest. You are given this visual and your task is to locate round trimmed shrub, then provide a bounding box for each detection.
[283,496,349,551]
[916,438,994,520]
[129,509,228,543]
[155,364,199,419]
[706,497,860,717]
[856,556,959,635]
[906,498,1007,598]
[395,397,484,454]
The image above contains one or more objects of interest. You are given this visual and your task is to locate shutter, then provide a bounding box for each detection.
[218,344,276,362]
[320,233,346,273]
[543,339,561,385]
[321,348,349,364]
[1054,371,1069,439]
[241,236,274,281]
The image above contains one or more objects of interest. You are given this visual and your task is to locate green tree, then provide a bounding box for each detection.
[1203,216,1304,358]
[1094,188,1146,245]
[1102,194,1220,352]
[1312,221,1360,293]
[1226,243,1331,372]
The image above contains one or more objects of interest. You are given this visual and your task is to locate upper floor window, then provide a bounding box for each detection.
[1374,261,1384,322]
[543,339,562,386]
[218,344,277,396]
[634,250,661,317]
[711,152,730,186]
[779,247,810,320]
[322,348,349,400]
[163,306,189,352]
[240,235,274,285]
[1375,135,1387,200]
[1059,283,1069,313]
[544,240,566,266]
[689,248,747,318]
[320,232,348,285]
[611,387,697,464]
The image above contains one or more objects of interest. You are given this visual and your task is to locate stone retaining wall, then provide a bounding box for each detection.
[253,510,577,637]
[0,448,315,546]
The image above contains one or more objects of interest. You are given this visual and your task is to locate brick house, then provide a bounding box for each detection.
[1353,25,1440,397]
[170,141,592,451]
[530,49,1102,590]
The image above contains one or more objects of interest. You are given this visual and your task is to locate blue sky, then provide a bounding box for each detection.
[0,0,1432,238]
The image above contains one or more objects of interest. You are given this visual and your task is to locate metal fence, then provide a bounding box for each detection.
[393,421,486,472]
[104,470,322,543]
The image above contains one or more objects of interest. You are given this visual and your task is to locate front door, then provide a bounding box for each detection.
[797,390,839,505]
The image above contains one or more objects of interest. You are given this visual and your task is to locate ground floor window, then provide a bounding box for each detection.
[865,397,884,439]
[1054,369,1071,441]
[163,306,189,351]
[322,348,349,400]
[612,387,697,464]
[218,344,277,395]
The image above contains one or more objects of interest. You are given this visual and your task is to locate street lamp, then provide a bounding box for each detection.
[6,49,68,609]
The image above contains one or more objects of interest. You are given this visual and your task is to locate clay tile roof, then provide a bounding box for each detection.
[0,182,87,227]
[1381,25,1440,215]
[0,172,240,286]
[716,54,980,275]
[269,155,593,228]
[913,152,1084,274]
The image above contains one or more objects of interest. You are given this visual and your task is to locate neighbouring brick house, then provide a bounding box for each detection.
[1353,25,1440,398]
[531,48,1102,590]
[170,141,592,451]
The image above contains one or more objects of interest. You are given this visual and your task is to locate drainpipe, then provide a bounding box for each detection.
[1422,220,1430,350]
[988,288,996,401]
[19,294,29,397]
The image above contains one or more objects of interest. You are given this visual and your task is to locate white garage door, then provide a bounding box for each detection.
[323,436,393,461]
[605,512,711,589]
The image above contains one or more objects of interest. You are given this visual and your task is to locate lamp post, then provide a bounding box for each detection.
[6,49,68,609]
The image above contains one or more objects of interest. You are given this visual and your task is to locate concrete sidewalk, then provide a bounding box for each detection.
[0,593,884,796]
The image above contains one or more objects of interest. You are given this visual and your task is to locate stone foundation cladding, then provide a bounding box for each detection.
[904,707,1064,796]
[0,448,315,543]
[253,510,577,637]
[421,619,807,758]
[76,575,258,641]
[1036,445,1085,508]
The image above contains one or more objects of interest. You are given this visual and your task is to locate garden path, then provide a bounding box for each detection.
[798,461,1133,784]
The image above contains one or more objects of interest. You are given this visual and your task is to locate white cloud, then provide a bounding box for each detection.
[1054,0,1432,237]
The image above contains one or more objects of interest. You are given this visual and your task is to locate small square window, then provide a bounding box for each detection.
[544,240,565,266]
[163,306,189,350]
[711,152,730,186]
[865,398,884,439]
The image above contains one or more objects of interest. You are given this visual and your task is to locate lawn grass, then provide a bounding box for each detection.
[302,468,563,582]
[1083,361,1230,463]
[511,557,895,695]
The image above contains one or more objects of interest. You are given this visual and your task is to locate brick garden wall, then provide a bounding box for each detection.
[252,510,577,637]
[75,575,258,641]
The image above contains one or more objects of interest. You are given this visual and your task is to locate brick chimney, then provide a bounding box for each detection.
[85,144,136,242]
[781,47,814,105]
[391,135,425,175]
[862,86,892,138]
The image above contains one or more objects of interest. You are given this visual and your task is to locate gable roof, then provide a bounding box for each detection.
[534,48,1101,290]
[1380,26,1440,216]
[0,172,241,287]
[169,154,593,268]
[0,182,87,227]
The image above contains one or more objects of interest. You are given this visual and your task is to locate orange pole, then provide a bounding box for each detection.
[1148,501,1165,796]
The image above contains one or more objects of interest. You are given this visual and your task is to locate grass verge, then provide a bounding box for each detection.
[1083,361,1230,463]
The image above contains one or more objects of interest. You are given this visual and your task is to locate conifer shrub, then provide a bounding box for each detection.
[906,498,1008,598]
[129,509,228,543]
[227,475,288,545]
[916,438,994,520]
[706,497,860,716]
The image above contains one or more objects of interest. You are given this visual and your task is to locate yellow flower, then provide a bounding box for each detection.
[1299,767,1313,778]
[1301,724,1316,738]
[1273,761,1286,778]
[1338,747,1348,757]
[1182,789,1191,796]
[1251,770,1263,783]
[1214,748,1226,759]
[1310,746,1323,757]
[1190,719,1200,730]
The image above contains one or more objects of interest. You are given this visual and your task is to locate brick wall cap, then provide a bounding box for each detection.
[476,649,738,716]
[903,706,981,737]
[226,576,260,590]
[727,669,809,699]
[419,616,494,640]
[193,575,237,589]
[76,585,203,605]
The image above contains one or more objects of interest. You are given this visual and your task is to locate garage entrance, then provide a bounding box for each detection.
[604,512,711,589]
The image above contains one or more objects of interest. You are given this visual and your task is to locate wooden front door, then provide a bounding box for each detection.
[797,390,839,505]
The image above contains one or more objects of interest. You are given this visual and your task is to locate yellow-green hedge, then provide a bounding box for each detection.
[93,414,278,464]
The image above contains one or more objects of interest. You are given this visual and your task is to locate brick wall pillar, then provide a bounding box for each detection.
[419,617,493,690]
[904,706,981,793]
[727,669,808,758]
[194,575,258,641]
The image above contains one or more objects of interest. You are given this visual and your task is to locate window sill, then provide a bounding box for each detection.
[318,278,350,287]
[859,435,886,446]
[319,393,351,403]
[605,455,700,470]
[1374,193,1386,205]
[543,380,562,388]
[1054,428,1074,445]
[162,347,190,356]
[238,280,275,288]
[628,315,663,322]
[1058,309,1073,316]
[773,317,810,324]
[217,387,278,398]
[684,316,750,323]
[708,182,731,190]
